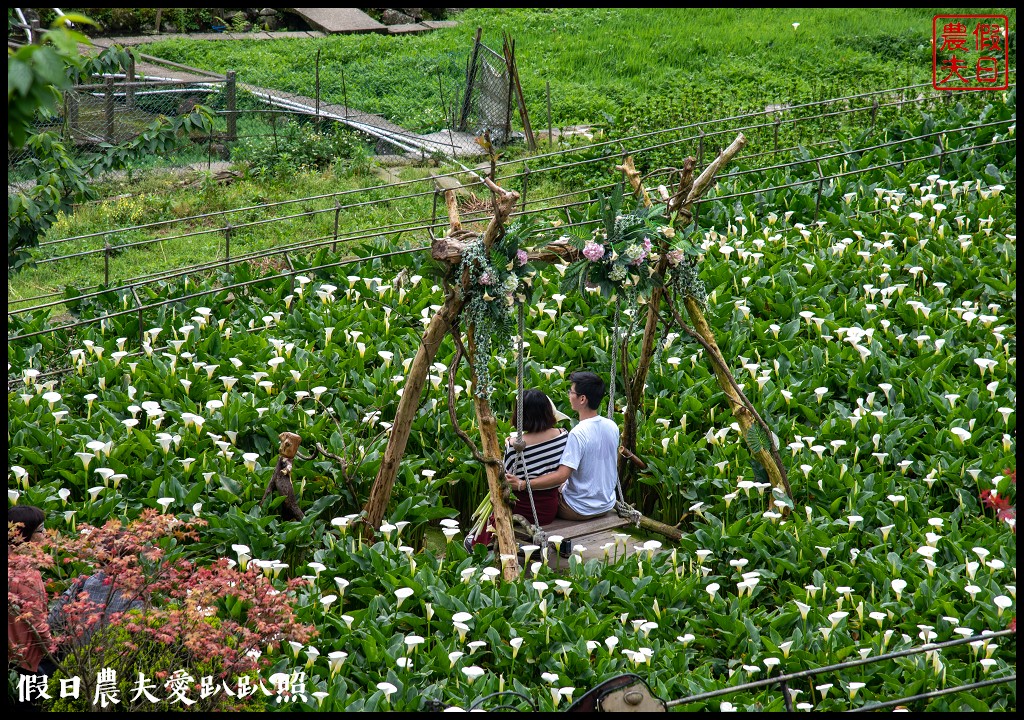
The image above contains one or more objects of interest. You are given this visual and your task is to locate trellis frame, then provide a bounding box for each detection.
[363,132,791,580]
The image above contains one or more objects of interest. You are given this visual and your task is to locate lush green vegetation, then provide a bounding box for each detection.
[142,8,1015,136]
[8,9,1016,712]
[8,88,1016,709]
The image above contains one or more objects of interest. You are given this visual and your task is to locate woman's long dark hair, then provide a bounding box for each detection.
[511,389,557,434]
[8,505,45,544]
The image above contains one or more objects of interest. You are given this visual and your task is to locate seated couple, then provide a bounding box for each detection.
[468,371,619,548]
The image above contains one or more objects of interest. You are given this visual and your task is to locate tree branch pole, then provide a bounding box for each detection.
[615,156,690,486]
[670,133,791,504]
[663,298,792,500]
[362,294,462,532]
[360,177,524,577]
[447,324,495,466]
[464,179,522,580]
[615,134,790,504]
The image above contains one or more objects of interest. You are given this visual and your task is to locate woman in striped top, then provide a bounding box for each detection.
[468,389,568,548]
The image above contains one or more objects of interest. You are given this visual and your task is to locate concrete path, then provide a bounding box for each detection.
[79,32,489,164]
[234,81,486,159]
[291,8,386,34]
[87,15,457,44]
[90,31,326,48]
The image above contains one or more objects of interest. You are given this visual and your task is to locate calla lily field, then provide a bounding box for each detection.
[7,84,1016,710]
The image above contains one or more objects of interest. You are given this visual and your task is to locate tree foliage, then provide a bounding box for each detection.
[7,13,95,147]
[8,22,214,271]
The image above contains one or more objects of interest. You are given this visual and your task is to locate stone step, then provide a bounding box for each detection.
[290,8,387,34]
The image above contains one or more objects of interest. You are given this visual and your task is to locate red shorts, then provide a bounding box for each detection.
[471,487,560,547]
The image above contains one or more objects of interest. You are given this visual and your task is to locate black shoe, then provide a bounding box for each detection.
[559,538,573,559]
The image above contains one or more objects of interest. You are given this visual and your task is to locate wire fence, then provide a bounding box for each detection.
[7,73,229,179]
[6,127,1013,385]
[458,37,514,143]
[7,78,1014,312]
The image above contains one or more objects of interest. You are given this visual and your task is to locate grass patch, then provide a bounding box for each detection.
[139,8,1014,135]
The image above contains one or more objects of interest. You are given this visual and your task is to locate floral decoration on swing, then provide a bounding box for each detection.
[458,216,549,398]
[557,182,706,307]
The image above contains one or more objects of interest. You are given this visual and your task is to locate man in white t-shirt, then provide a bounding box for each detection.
[505,371,619,520]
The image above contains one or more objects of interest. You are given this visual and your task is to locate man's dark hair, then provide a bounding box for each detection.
[8,505,45,544]
[570,371,606,410]
[512,389,556,433]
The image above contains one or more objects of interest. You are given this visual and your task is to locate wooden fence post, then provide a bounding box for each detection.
[126,50,136,110]
[226,70,237,142]
[104,77,115,142]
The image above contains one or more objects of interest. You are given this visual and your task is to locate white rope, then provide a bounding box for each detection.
[513,301,543,532]
[608,296,641,526]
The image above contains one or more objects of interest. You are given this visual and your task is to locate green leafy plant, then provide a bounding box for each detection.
[231,121,373,179]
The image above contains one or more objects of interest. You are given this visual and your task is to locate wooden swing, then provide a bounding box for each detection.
[363,130,790,580]
[507,295,649,551]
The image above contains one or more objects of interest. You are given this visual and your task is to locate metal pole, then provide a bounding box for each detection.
[62,93,71,143]
[104,76,115,142]
[779,680,794,712]
[341,67,349,121]
[131,286,144,349]
[814,160,824,223]
[332,200,341,252]
[429,190,439,241]
[272,109,279,153]
[282,251,295,296]
[438,69,456,155]
[520,163,530,213]
[458,27,483,131]
[68,89,79,140]
[225,223,232,270]
[104,242,111,286]
[315,47,321,125]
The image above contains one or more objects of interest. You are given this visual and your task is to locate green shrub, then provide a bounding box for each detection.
[45,622,270,712]
[65,8,157,35]
[231,120,373,178]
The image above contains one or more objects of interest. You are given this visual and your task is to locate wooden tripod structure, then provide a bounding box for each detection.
[614,135,792,509]
[363,132,792,581]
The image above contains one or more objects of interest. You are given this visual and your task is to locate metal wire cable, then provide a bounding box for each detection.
[8,132,1012,320]
[706,137,1016,203]
[28,76,1009,250]
[21,110,1006,287]
[482,72,1014,171]
[7,245,431,345]
[847,674,1016,713]
[25,93,991,282]
[665,628,1015,707]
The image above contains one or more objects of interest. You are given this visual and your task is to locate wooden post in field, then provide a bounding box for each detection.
[225,70,237,142]
[126,50,136,109]
[104,76,115,142]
